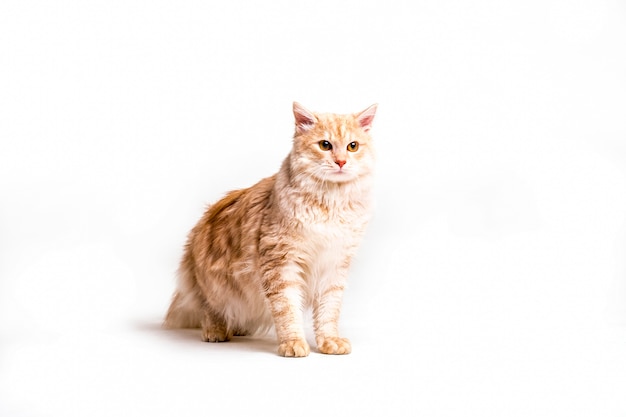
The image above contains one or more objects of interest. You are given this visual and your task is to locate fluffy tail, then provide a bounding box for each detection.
[163,266,204,329]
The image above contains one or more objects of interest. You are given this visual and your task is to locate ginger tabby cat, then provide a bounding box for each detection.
[165,102,377,357]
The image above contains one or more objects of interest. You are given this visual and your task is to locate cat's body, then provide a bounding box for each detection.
[165,102,377,357]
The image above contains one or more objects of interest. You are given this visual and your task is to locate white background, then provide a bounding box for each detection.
[1,0,626,416]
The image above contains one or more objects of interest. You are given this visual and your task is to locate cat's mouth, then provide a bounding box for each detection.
[310,165,358,183]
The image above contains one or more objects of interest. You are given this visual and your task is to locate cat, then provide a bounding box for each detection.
[164,102,377,357]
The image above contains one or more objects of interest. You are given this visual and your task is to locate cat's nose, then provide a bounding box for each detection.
[335,160,346,168]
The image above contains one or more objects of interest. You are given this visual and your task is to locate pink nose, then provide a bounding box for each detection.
[335,160,346,168]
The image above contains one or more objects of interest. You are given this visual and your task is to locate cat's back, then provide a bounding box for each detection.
[208,175,274,221]
[189,175,276,258]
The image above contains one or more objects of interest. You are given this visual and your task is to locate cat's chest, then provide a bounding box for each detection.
[304,219,353,241]
[300,221,356,272]
[293,188,370,224]
[296,201,369,240]
[277,183,371,247]
[297,203,369,253]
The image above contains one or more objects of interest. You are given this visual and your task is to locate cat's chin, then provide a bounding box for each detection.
[317,170,358,184]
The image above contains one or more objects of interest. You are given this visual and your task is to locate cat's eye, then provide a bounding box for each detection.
[319,140,332,151]
[347,142,359,152]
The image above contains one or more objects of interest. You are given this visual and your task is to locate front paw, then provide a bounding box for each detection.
[317,337,351,355]
[278,339,310,357]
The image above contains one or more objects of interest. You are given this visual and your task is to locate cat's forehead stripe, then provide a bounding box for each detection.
[324,117,352,142]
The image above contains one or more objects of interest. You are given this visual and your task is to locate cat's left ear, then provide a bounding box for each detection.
[356,104,378,132]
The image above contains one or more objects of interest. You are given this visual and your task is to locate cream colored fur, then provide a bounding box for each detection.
[165,102,377,357]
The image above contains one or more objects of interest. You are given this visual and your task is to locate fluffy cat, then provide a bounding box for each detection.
[164,102,377,357]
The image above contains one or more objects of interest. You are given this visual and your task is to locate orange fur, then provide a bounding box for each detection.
[165,102,377,357]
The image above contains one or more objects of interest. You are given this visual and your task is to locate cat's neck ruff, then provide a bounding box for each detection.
[274,160,372,224]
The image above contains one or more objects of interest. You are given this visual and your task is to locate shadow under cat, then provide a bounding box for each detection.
[133,320,325,356]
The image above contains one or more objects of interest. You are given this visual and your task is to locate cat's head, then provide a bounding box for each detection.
[290,102,377,184]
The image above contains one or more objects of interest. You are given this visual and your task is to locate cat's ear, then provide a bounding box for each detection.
[356,104,378,132]
[293,102,317,134]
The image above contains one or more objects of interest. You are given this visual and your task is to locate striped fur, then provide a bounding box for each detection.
[165,102,377,357]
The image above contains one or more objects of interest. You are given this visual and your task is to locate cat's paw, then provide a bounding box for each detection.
[201,329,231,343]
[317,337,351,355]
[278,339,310,357]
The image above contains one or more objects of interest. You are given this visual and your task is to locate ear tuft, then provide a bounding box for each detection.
[293,102,317,134]
[356,104,378,132]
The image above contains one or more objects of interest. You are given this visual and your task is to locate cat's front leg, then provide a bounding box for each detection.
[262,263,310,357]
[313,283,351,355]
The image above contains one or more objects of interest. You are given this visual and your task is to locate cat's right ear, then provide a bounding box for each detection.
[293,102,317,134]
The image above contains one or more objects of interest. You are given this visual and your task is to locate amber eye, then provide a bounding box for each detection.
[319,140,332,151]
[347,141,359,152]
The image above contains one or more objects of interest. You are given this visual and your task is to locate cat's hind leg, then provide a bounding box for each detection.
[201,304,232,342]
[233,328,249,336]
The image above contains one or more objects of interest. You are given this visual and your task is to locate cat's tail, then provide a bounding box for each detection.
[163,265,204,329]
